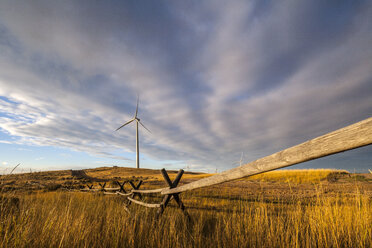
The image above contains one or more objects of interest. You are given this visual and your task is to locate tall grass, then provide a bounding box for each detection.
[1,187,370,247]
[249,169,348,183]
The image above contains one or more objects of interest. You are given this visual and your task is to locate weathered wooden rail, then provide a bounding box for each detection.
[81,117,372,216]
[163,117,372,194]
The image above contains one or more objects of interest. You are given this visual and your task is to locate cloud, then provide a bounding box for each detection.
[0,0,371,171]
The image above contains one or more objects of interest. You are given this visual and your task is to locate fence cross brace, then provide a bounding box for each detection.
[116,181,127,193]
[127,180,143,206]
[86,184,94,190]
[98,182,106,192]
[129,180,143,198]
[157,169,188,217]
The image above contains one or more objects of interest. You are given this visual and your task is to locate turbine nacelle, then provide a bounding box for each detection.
[115,98,150,133]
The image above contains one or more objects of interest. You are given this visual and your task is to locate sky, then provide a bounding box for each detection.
[0,0,371,174]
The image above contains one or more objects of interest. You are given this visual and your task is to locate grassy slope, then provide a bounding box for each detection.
[1,168,371,247]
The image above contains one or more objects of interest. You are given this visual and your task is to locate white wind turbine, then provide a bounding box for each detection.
[116,98,151,169]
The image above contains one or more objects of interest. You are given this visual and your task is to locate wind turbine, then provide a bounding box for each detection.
[116,98,150,169]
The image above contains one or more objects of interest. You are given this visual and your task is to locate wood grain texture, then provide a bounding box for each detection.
[131,188,165,194]
[162,117,372,195]
[127,197,162,208]
[103,192,118,195]
[116,192,133,197]
[104,187,121,191]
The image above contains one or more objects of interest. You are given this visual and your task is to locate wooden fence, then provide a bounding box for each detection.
[81,168,188,217]
[81,117,372,216]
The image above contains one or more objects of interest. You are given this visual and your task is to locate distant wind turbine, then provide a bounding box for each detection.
[116,98,151,169]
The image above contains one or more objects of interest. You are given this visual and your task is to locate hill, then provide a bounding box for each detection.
[1,166,370,193]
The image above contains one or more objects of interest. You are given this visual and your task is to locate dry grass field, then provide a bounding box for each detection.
[1,167,371,247]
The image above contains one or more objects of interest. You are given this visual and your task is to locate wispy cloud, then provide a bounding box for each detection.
[0,0,371,171]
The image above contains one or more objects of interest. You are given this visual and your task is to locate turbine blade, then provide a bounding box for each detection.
[115,119,134,131]
[135,97,139,118]
[139,121,151,133]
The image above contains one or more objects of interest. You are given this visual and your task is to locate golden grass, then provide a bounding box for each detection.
[1,168,371,247]
[1,185,371,247]
[248,169,348,184]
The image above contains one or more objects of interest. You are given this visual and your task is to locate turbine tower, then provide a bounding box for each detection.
[116,98,150,169]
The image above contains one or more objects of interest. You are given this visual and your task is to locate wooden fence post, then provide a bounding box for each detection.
[98,182,106,192]
[157,169,188,217]
[129,180,143,199]
[116,181,127,193]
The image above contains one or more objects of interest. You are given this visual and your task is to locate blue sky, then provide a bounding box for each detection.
[0,0,371,173]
